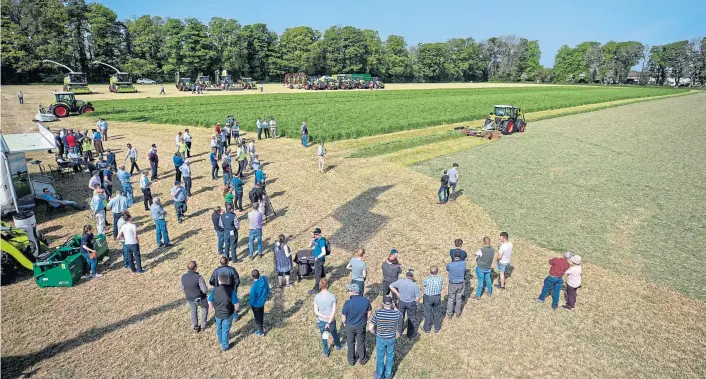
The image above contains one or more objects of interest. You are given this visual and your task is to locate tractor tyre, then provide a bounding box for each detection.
[1,252,18,286]
[518,120,526,132]
[501,121,510,135]
[80,106,94,114]
[507,120,515,134]
[53,105,70,118]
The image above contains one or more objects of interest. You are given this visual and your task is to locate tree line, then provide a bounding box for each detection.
[1,0,704,85]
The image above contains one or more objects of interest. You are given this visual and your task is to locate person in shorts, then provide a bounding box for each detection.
[496,231,513,289]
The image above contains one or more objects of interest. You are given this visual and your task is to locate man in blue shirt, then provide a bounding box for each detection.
[208,273,239,351]
[210,148,219,179]
[308,228,328,295]
[42,188,84,210]
[150,197,171,247]
[106,149,116,171]
[446,251,467,318]
[116,165,133,205]
[341,283,372,366]
[173,152,184,182]
[249,269,270,336]
[230,176,244,211]
[449,239,467,261]
[106,188,129,238]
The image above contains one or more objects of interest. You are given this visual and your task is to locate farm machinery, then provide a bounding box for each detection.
[41,60,92,94]
[483,105,527,134]
[176,77,193,91]
[93,61,137,93]
[241,77,257,89]
[196,73,221,91]
[284,72,307,89]
[49,92,95,118]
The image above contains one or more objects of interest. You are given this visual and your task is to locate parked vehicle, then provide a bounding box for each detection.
[136,78,157,84]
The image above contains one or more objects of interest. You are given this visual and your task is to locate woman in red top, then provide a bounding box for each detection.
[66,132,77,154]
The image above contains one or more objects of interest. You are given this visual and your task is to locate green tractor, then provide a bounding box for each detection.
[177,77,193,91]
[49,92,95,118]
[483,105,527,135]
[241,77,257,90]
[94,61,137,93]
[41,60,92,94]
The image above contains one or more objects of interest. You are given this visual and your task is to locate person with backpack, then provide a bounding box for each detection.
[308,228,330,295]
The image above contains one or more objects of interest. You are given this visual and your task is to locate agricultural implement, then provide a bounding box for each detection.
[284,72,307,89]
[483,105,527,135]
[196,73,221,91]
[217,70,239,90]
[49,92,95,118]
[241,77,257,90]
[41,60,92,94]
[176,77,193,91]
[93,61,137,93]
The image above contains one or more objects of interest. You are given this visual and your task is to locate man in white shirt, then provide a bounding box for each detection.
[179,159,193,196]
[496,232,513,289]
[117,215,144,274]
[447,163,459,198]
[139,171,152,211]
[183,129,192,158]
[124,143,140,174]
[248,204,263,259]
[175,132,182,152]
[317,142,326,173]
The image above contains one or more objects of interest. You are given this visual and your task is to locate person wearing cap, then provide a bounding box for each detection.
[537,251,572,310]
[381,249,402,301]
[308,228,328,295]
[179,159,192,197]
[389,270,420,338]
[150,197,171,247]
[496,231,513,289]
[209,255,241,290]
[116,164,134,205]
[170,180,187,224]
[313,278,342,357]
[341,282,372,366]
[139,170,153,211]
[220,203,240,262]
[347,248,367,295]
[249,269,270,336]
[181,260,209,333]
[473,237,495,300]
[247,203,263,259]
[446,251,467,318]
[369,295,401,379]
[422,266,443,333]
[90,187,107,235]
[107,188,129,239]
[449,239,467,261]
[148,144,159,180]
[563,255,582,310]
[208,272,240,351]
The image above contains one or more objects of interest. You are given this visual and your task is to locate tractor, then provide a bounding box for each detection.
[49,92,95,118]
[177,77,193,91]
[196,74,221,91]
[372,77,385,89]
[41,60,92,94]
[241,78,257,90]
[94,61,137,93]
[483,105,527,135]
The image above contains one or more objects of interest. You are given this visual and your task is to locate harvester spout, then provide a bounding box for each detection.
[41,60,75,73]
[93,61,122,74]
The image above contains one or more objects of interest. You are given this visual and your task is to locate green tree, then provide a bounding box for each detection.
[161,18,185,77]
[125,15,166,79]
[382,35,410,82]
[239,23,278,80]
[279,26,320,74]
[362,29,383,75]
[208,17,246,78]
[1,4,35,83]
[524,40,542,81]
[414,42,448,82]
[180,18,215,77]
[320,26,367,74]
[86,3,124,82]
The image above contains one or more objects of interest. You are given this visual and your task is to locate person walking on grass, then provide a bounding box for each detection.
[148,145,159,180]
[438,170,449,204]
[563,255,582,310]
[116,165,134,205]
[209,256,241,290]
[220,204,240,262]
[317,142,326,172]
[537,251,572,310]
[160,85,165,95]
[208,273,240,351]
[125,143,140,174]
[308,228,329,295]
[347,248,367,295]
[183,129,192,158]
[446,251,466,318]
[473,237,495,300]
[248,203,263,259]
[370,295,401,379]
[230,175,244,211]
[117,215,144,274]
[80,224,102,278]
[210,148,219,180]
[171,180,187,224]
[449,239,467,261]
[107,189,129,239]
[180,159,192,197]
[422,266,443,334]
[274,235,293,287]
[342,282,372,366]
[249,269,270,336]
[17,91,23,104]
[139,170,153,211]
[314,278,342,357]
[181,261,209,333]
[496,231,513,289]
[447,163,459,199]
[150,197,171,247]
[90,188,107,235]
[389,270,420,338]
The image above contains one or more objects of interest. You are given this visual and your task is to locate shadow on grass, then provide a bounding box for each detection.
[330,185,393,251]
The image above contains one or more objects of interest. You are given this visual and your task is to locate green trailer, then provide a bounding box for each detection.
[33,234,108,288]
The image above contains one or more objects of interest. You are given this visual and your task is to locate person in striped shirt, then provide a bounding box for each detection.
[369,296,401,379]
[422,266,443,333]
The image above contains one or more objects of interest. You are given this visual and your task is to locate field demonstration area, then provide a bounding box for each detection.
[1,83,706,378]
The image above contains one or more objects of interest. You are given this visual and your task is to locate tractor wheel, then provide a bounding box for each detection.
[1,252,18,286]
[501,121,510,134]
[53,105,69,118]
[507,120,515,134]
[518,120,526,132]
[80,106,94,114]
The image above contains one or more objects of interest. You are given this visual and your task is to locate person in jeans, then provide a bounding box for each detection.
[422,266,443,333]
[107,189,129,239]
[447,163,459,198]
[446,251,466,318]
[537,251,572,309]
[212,207,225,255]
[80,224,102,278]
[139,171,153,211]
[381,249,402,302]
[497,231,513,289]
[209,256,241,290]
[179,159,192,196]
[249,269,270,336]
[170,180,187,224]
[116,165,134,205]
[117,215,144,274]
[473,237,495,300]
[210,148,219,179]
[208,273,240,351]
[369,296,401,379]
[346,248,367,295]
[563,255,582,310]
[389,270,420,337]
[248,204,263,259]
[313,278,342,357]
[449,239,467,261]
[150,197,171,247]
[230,175,244,211]
[181,261,209,333]
[437,170,449,204]
[341,283,371,366]
[173,152,184,182]
[42,188,84,210]
[220,204,239,262]
[308,228,328,295]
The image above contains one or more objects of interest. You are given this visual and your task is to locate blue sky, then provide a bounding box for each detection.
[99,0,705,67]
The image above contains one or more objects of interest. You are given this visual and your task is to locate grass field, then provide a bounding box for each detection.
[413,92,706,300]
[88,86,687,142]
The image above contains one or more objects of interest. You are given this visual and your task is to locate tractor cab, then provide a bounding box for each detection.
[221,75,233,85]
[108,73,137,93]
[197,76,212,85]
[66,72,87,85]
[49,92,94,118]
[113,73,132,84]
[177,77,193,91]
[484,105,526,135]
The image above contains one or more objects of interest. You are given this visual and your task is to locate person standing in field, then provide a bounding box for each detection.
[347,248,367,295]
[93,129,104,155]
[438,170,449,204]
[230,175,244,211]
[208,273,240,351]
[173,152,184,182]
[171,180,187,224]
[256,118,263,140]
[301,122,309,147]
[389,270,420,338]
[160,85,165,95]
[17,91,23,104]
[220,203,239,262]
[209,256,241,290]
[317,142,326,173]
[100,119,109,141]
[249,269,270,336]
[447,163,459,199]
[180,260,209,333]
[313,278,343,357]
[90,188,107,235]
[106,149,117,172]
[496,231,512,289]
[308,228,328,295]
[174,132,182,152]
[212,207,225,256]
[369,295,402,379]
[274,235,293,287]
[270,117,277,138]
[117,215,144,274]
[82,135,94,161]
[116,164,134,205]
[262,118,271,139]
[150,197,171,247]
[449,239,467,261]
[139,170,152,211]
[341,282,372,366]
[473,237,495,300]
[180,159,192,197]
[446,251,466,318]
[422,265,443,333]
[537,251,572,310]
[210,148,219,180]
[107,188,129,239]
[183,129,192,158]
[563,255,582,310]
[236,142,247,178]
[259,83,263,92]
[124,143,140,174]
[381,249,402,301]
[80,224,102,278]
[248,203,263,259]
[148,145,159,180]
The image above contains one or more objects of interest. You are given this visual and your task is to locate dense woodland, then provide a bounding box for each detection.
[1,0,704,85]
